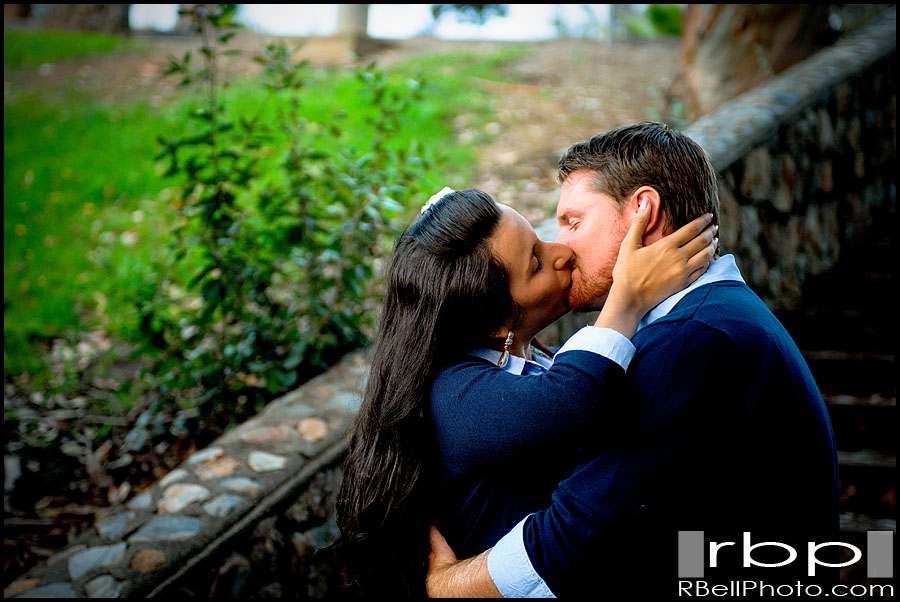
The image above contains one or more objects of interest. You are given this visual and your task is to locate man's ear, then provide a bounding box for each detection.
[629,186,664,242]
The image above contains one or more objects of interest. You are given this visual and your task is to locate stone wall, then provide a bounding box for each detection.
[5,350,367,598]
[690,16,895,310]
[157,467,347,598]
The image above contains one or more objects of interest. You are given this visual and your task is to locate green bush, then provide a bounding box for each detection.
[138,5,434,419]
[5,8,520,460]
[647,4,684,36]
[624,4,683,39]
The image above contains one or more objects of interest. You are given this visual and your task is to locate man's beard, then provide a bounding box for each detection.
[568,268,613,313]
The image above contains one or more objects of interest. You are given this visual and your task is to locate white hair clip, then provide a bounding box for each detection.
[421,187,455,214]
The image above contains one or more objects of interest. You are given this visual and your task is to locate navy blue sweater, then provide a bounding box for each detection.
[428,349,628,559]
[524,281,839,596]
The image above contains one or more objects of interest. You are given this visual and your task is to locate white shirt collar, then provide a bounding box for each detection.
[637,254,745,331]
[466,347,554,375]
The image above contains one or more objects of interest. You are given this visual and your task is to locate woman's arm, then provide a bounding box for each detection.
[432,348,627,471]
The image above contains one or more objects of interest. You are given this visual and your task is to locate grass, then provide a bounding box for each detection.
[3,32,529,382]
[3,30,134,68]
[4,94,175,376]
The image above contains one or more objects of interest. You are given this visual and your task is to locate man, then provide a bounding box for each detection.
[426,122,839,597]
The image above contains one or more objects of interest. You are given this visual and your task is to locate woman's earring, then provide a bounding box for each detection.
[497,331,514,368]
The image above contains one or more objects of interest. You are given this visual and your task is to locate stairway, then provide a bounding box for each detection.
[774,224,897,583]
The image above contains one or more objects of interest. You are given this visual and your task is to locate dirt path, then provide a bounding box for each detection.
[5,32,683,223]
[448,38,683,223]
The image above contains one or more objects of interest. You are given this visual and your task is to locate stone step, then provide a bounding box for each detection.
[824,393,896,407]
[839,512,897,535]
[837,449,896,470]
[837,235,896,273]
[836,448,896,518]
[776,309,897,353]
[826,395,896,451]
[800,269,896,312]
[837,452,896,519]
[803,350,897,397]
[798,229,896,312]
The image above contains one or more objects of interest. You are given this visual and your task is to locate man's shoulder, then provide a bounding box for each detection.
[633,281,803,378]
[640,281,773,338]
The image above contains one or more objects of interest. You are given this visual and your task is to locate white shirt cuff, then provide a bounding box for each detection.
[554,325,636,371]
[487,515,557,598]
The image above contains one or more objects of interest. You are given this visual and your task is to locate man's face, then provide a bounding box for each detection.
[555,170,631,312]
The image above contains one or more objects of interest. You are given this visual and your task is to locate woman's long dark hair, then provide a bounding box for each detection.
[335,190,515,597]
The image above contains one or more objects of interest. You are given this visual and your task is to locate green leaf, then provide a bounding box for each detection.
[283,352,303,370]
[201,279,223,304]
[282,371,298,388]
[248,361,268,373]
[189,264,217,288]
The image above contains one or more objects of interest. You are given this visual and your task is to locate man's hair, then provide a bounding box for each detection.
[557,122,719,231]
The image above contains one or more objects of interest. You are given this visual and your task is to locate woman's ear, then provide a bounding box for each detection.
[487,324,513,340]
[629,186,664,242]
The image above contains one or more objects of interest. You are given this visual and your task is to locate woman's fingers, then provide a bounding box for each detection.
[620,200,652,251]
[667,212,714,248]
[680,222,718,257]
[685,235,718,275]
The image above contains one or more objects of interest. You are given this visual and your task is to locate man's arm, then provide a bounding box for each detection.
[426,526,501,598]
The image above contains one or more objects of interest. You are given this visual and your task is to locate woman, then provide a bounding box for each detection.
[335,188,715,596]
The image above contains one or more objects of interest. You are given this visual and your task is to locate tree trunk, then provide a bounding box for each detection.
[336,4,369,36]
[336,4,375,56]
[680,5,837,117]
[4,4,32,21]
[42,4,131,35]
[174,4,214,35]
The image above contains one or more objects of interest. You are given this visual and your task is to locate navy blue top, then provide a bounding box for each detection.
[428,349,628,558]
[524,282,839,595]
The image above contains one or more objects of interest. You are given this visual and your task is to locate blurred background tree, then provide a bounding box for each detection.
[38,4,131,35]
[174,3,214,34]
[679,4,887,116]
[333,4,511,53]
[430,3,509,25]
[621,3,683,39]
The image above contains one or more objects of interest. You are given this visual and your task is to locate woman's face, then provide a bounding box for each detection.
[490,204,575,337]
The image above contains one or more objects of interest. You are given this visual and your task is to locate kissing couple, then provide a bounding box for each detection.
[336,122,838,598]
